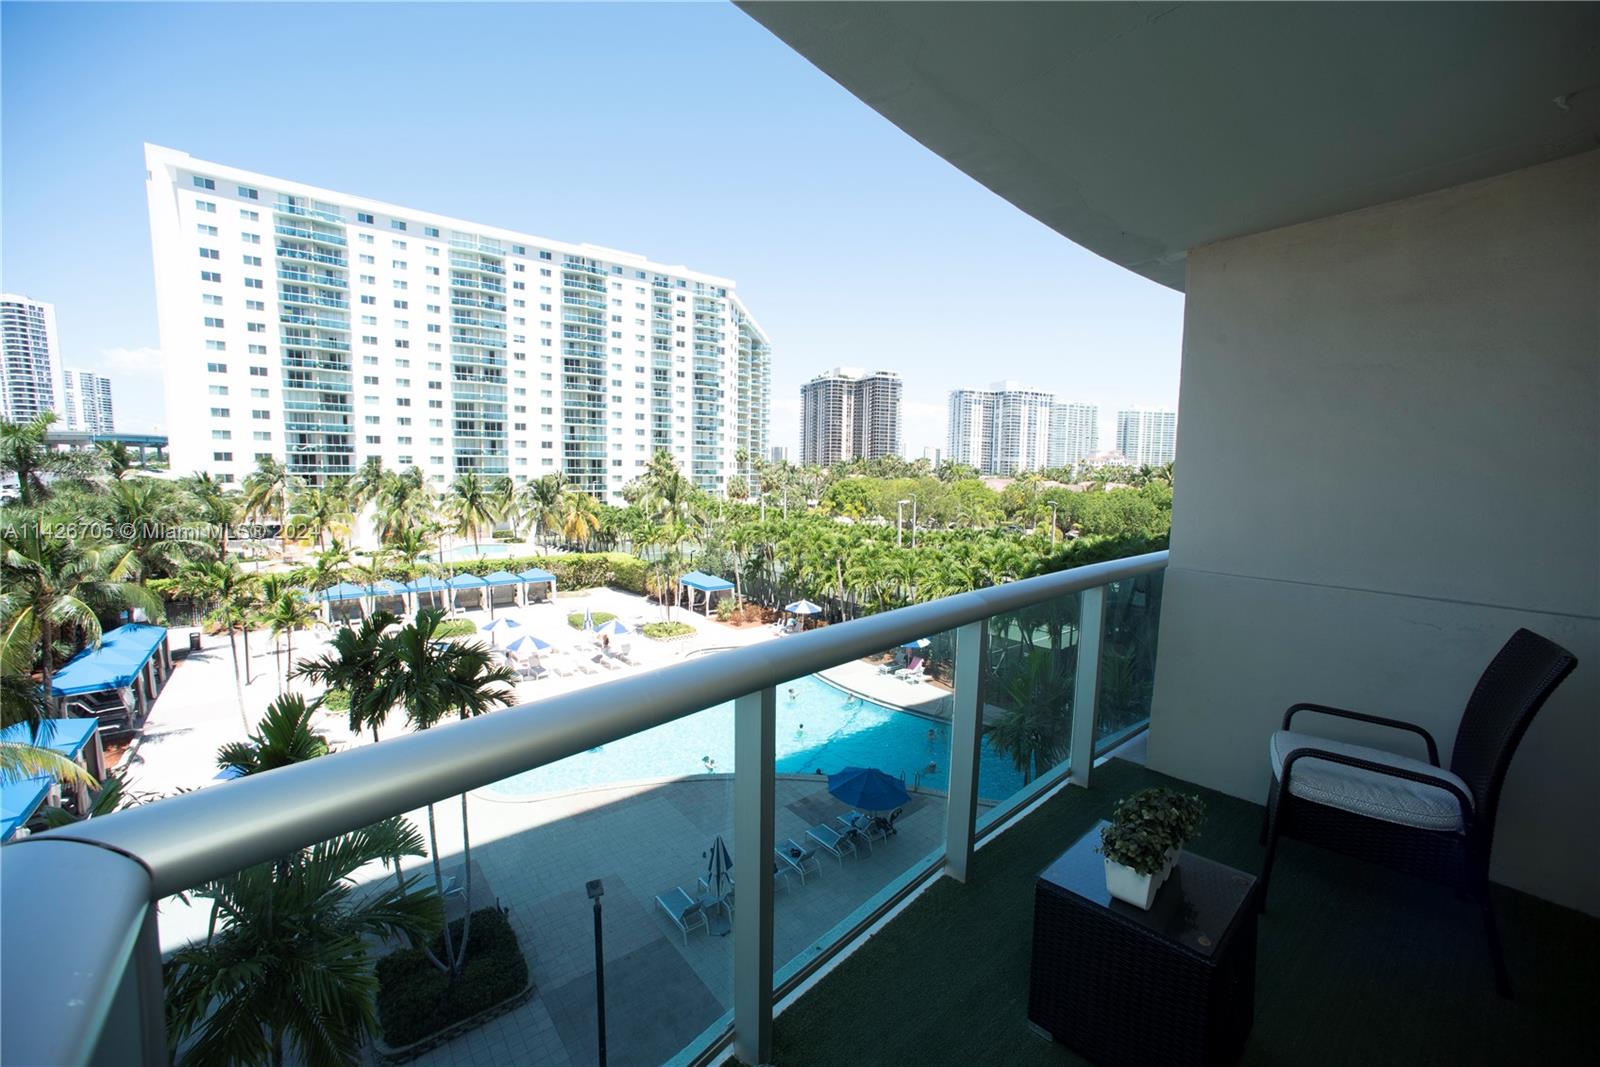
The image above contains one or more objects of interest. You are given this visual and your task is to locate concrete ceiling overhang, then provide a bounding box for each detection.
[738,1,1600,290]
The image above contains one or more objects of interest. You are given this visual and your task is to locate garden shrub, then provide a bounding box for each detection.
[642,621,694,640]
[320,689,351,712]
[433,619,478,639]
[566,611,617,630]
[376,907,529,1049]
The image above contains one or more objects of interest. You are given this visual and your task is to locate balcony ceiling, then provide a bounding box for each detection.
[738,2,1600,290]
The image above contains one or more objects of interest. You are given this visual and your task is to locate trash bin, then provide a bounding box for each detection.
[188,631,203,653]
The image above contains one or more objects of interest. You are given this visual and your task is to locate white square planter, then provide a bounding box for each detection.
[1104,848,1178,910]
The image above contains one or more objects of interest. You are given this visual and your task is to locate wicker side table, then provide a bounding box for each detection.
[1027,822,1257,1067]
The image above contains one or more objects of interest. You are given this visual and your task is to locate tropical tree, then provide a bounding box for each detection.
[983,648,1073,785]
[181,471,237,561]
[516,472,566,550]
[0,412,81,504]
[446,471,497,554]
[95,439,137,480]
[261,582,316,690]
[561,490,602,550]
[175,559,257,727]
[216,694,328,776]
[293,611,400,743]
[241,456,299,557]
[0,525,159,700]
[293,540,351,595]
[164,816,437,1067]
[289,486,353,550]
[380,610,515,976]
[103,477,195,578]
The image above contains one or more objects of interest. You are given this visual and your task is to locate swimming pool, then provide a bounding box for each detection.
[432,543,514,561]
[483,673,1028,801]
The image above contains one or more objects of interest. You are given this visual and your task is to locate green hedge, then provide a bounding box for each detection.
[566,611,617,630]
[320,689,351,712]
[376,906,529,1049]
[641,621,694,640]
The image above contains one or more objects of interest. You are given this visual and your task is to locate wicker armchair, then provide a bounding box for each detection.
[1259,628,1577,997]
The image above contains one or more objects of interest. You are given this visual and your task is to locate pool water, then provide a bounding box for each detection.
[433,543,514,561]
[484,673,1029,801]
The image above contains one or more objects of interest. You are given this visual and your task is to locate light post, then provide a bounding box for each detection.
[587,879,607,1067]
[897,499,910,547]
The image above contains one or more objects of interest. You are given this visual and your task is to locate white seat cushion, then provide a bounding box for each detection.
[1270,730,1472,832]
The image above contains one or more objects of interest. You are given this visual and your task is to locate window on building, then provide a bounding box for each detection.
[237,185,258,199]
[193,176,215,189]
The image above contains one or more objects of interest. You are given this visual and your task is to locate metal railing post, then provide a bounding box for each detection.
[945,621,988,882]
[733,686,775,1065]
[1069,584,1108,788]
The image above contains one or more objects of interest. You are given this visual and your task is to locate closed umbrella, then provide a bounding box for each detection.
[827,766,911,813]
[582,607,594,631]
[703,834,734,935]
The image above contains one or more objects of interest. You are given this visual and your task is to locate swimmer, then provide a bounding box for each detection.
[795,722,805,737]
[927,728,937,743]
[787,687,798,701]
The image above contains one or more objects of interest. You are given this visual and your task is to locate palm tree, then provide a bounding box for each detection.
[164,815,437,1067]
[289,487,352,551]
[561,491,602,550]
[262,583,316,690]
[0,412,80,504]
[0,614,95,788]
[216,694,328,775]
[95,439,137,480]
[176,559,257,727]
[293,540,350,595]
[381,609,515,977]
[516,472,566,550]
[293,611,400,743]
[104,477,194,578]
[0,525,159,702]
[181,472,237,560]
[446,471,497,554]
[241,456,299,557]
[983,648,1073,785]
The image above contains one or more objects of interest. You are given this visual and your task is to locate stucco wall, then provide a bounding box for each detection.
[1147,151,1599,914]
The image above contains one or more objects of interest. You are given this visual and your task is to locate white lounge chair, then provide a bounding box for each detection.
[893,656,925,679]
[655,886,707,946]
[806,824,858,866]
[776,840,822,884]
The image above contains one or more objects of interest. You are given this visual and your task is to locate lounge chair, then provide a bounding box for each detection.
[839,811,887,845]
[877,656,904,675]
[899,664,928,684]
[893,657,924,679]
[776,840,822,884]
[806,824,858,865]
[655,887,707,947]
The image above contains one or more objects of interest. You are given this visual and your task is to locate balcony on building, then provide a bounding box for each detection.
[3,5,1597,1067]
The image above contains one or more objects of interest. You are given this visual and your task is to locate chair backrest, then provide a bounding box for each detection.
[1448,628,1577,842]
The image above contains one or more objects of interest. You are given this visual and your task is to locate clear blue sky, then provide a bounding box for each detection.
[1,1,1182,453]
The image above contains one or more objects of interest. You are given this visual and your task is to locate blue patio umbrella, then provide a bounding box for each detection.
[785,600,823,615]
[504,635,552,654]
[481,616,521,645]
[591,620,630,637]
[827,766,911,813]
[901,637,932,649]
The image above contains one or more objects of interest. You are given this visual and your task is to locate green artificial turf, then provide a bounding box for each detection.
[769,759,1600,1066]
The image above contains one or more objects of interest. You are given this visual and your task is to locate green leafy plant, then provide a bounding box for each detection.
[1097,787,1205,876]
[375,906,529,1049]
[642,621,694,640]
[432,619,478,639]
[566,611,617,630]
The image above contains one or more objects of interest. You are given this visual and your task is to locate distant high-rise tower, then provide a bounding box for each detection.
[947,382,1054,474]
[1116,409,1178,466]
[63,369,115,433]
[800,367,902,466]
[0,294,64,424]
[768,445,789,463]
[1048,402,1099,469]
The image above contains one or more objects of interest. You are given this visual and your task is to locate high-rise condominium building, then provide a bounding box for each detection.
[145,145,770,499]
[947,382,1054,474]
[1116,408,1178,466]
[1048,402,1100,469]
[799,367,902,466]
[62,369,115,434]
[769,445,789,463]
[0,294,63,424]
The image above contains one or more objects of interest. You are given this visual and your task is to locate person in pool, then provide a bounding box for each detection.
[788,687,798,701]
[795,722,805,739]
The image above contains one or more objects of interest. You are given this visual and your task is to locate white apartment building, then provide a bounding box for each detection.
[62,368,115,433]
[144,145,770,500]
[799,367,902,466]
[0,294,63,425]
[1048,401,1099,469]
[947,381,1054,474]
[1116,408,1178,466]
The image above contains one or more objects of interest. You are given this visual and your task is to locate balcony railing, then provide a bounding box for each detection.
[0,552,1166,1067]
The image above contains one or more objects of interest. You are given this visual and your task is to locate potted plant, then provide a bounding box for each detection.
[1098,787,1205,909]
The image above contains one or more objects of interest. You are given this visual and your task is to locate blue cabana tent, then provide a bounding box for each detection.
[1,718,106,805]
[369,579,409,596]
[0,775,52,842]
[482,570,521,586]
[445,573,488,588]
[317,582,370,603]
[516,567,557,604]
[50,624,169,698]
[679,571,736,615]
[407,575,450,611]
